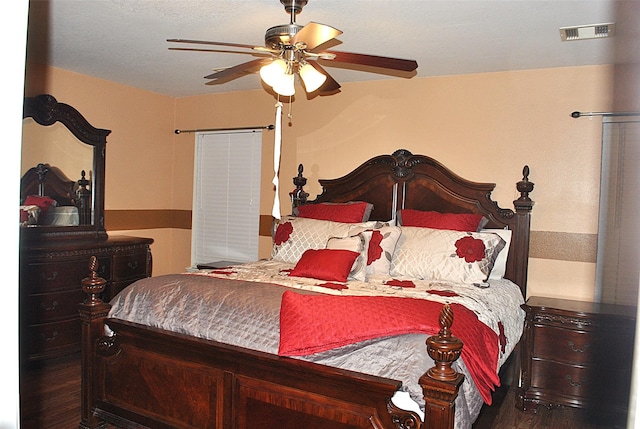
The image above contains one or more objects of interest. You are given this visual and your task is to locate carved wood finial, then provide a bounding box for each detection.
[81,256,107,304]
[514,165,534,210]
[289,163,309,209]
[425,305,463,381]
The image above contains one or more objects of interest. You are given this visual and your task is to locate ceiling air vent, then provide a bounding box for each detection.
[560,23,615,41]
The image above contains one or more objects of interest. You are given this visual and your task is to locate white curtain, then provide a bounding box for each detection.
[191,130,262,267]
[595,116,640,305]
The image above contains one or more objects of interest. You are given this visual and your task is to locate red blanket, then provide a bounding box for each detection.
[278,290,499,404]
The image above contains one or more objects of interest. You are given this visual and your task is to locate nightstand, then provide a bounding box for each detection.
[517,296,636,426]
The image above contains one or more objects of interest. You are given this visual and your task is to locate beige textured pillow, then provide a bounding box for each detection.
[271,217,352,264]
[326,234,368,281]
[390,226,505,286]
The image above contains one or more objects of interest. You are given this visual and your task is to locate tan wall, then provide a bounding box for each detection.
[177,65,613,300]
[24,63,614,300]
[24,64,185,274]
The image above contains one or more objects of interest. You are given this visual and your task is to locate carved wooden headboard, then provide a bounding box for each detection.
[292,149,534,296]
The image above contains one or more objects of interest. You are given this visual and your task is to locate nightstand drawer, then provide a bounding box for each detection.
[533,325,634,366]
[530,358,632,408]
[532,326,594,365]
[530,359,590,398]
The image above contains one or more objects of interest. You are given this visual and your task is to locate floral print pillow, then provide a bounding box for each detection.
[361,225,402,276]
[390,226,506,287]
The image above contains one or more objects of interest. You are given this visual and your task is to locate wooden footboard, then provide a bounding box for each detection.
[79,257,464,429]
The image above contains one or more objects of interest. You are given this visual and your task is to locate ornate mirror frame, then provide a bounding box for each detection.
[22,94,110,241]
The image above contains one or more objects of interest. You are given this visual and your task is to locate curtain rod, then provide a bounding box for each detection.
[571,111,640,118]
[174,125,274,134]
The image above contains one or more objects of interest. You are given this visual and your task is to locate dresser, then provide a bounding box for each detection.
[20,235,153,363]
[517,296,636,425]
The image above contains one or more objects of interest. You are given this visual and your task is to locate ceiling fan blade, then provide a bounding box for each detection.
[204,58,270,81]
[169,47,272,57]
[168,38,258,50]
[292,22,342,51]
[307,61,341,94]
[321,50,418,72]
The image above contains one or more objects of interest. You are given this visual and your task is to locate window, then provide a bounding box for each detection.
[191,130,262,267]
[595,116,640,304]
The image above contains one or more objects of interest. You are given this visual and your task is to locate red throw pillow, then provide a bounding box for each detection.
[398,210,486,232]
[289,249,360,282]
[23,195,57,213]
[295,202,373,223]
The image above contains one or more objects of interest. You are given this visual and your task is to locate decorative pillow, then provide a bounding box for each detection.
[397,209,487,232]
[481,228,512,280]
[390,226,506,286]
[271,217,353,264]
[289,249,360,282]
[362,225,402,276]
[20,205,40,225]
[294,201,373,223]
[23,195,57,213]
[326,234,367,281]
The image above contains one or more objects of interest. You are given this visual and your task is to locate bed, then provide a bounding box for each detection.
[20,163,91,227]
[79,149,534,429]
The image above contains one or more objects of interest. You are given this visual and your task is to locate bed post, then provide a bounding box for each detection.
[420,305,464,429]
[78,256,110,429]
[512,165,534,296]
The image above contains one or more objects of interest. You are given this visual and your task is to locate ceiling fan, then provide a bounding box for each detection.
[167,0,418,97]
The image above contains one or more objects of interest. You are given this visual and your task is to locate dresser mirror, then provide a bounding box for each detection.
[22,119,93,182]
[20,94,109,241]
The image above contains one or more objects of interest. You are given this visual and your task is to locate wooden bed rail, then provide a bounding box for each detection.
[78,256,464,429]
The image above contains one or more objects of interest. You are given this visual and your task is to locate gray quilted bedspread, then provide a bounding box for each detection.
[108,273,505,428]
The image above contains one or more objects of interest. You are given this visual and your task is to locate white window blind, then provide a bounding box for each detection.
[595,116,640,305]
[191,130,262,267]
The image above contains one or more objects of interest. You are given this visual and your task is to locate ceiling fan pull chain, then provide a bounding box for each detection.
[272,101,284,219]
[287,99,293,126]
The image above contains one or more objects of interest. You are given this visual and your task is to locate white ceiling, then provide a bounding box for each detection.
[26,0,629,98]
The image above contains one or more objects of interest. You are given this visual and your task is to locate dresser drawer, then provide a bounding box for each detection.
[24,257,111,293]
[25,289,85,324]
[112,252,148,281]
[24,319,80,360]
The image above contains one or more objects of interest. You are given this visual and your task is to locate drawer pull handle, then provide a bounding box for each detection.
[41,331,58,342]
[127,261,139,270]
[566,375,586,387]
[568,341,589,353]
[40,301,58,311]
[41,271,58,282]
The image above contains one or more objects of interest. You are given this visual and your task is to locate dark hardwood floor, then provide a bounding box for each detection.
[20,354,624,429]
[20,355,82,429]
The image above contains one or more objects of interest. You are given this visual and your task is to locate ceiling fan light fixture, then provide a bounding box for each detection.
[298,61,326,92]
[273,72,296,96]
[260,58,288,88]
